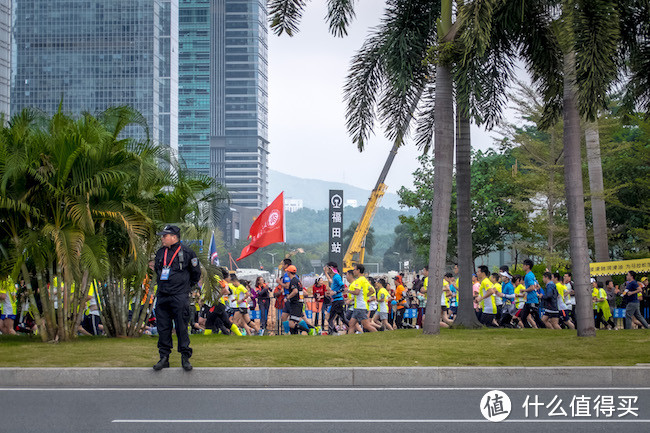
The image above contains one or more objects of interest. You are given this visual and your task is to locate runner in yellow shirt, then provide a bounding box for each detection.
[441,273,455,327]
[592,281,615,330]
[420,266,455,328]
[0,278,17,335]
[553,272,575,329]
[475,265,498,327]
[344,264,377,334]
[372,278,393,331]
[231,275,258,336]
[512,275,527,328]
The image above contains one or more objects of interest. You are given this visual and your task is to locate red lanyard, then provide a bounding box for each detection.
[163,246,182,268]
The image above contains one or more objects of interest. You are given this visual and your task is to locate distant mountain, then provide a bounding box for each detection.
[284,206,417,245]
[269,169,403,210]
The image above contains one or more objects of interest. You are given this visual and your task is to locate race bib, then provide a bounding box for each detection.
[161,268,170,281]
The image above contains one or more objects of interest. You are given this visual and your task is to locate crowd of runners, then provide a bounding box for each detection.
[189,258,650,336]
[1,257,649,336]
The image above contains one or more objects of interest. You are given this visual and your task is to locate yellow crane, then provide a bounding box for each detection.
[342,141,400,271]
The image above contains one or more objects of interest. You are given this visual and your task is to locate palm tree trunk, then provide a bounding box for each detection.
[547,131,556,258]
[56,271,65,341]
[585,121,609,263]
[71,271,91,338]
[563,51,595,337]
[20,264,49,342]
[422,0,454,335]
[452,101,481,328]
[35,270,56,340]
[128,280,145,337]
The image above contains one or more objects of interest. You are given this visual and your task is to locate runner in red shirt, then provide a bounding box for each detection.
[312,277,328,329]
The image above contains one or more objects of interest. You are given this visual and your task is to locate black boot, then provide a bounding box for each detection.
[181,355,193,371]
[153,356,169,371]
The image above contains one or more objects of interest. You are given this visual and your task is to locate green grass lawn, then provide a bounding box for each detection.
[0,329,649,368]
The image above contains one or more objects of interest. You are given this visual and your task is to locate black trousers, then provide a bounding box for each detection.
[206,303,232,334]
[395,308,405,329]
[521,303,544,328]
[156,293,192,358]
[480,312,499,327]
[328,300,349,332]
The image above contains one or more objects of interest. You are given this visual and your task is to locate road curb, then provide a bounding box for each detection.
[1,366,649,387]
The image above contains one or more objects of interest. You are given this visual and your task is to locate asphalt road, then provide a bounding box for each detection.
[2,386,649,433]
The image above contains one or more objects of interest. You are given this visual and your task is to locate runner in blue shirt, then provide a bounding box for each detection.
[520,259,541,328]
[323,261,349,335]
[498,271,516,327]
[278,258,293,334]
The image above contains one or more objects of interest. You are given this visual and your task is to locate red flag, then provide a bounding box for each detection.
[236,192,285,261]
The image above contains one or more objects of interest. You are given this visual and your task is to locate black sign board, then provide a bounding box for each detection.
[328,190,344,268]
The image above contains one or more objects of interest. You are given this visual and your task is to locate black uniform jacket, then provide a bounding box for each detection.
[154,241,201,295]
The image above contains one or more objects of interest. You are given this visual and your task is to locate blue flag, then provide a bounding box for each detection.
[208,232,219,266]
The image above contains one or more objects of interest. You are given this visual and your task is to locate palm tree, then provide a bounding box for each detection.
[420,0,454,335]
[271,0,452,334]
[585,121,609,265]
[585,0,650,266]
[453,99,481,328]
[458,0,627,336]
[0,105,225,341]
[269,0,640,336]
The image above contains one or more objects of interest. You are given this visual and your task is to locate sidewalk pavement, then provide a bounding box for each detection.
[1,366,649,387]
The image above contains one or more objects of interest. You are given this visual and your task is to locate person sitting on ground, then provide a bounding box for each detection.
[204,295,243,336]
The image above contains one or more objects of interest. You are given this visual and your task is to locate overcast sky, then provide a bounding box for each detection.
[267,2,500,194]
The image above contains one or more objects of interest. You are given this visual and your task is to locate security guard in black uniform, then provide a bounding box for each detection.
[153,225,201,371]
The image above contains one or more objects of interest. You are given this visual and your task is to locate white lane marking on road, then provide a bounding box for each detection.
[4,387,650,391]
[112,419,650,424]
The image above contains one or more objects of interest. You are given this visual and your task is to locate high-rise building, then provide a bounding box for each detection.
[179,0,268,210]
[11,0,178,152]
[178,0,210,175]
[0,0,11,117]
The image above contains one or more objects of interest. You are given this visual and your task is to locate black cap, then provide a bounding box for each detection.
[157,225,181,237]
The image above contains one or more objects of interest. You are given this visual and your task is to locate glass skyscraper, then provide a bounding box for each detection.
[179,0,268,210]
[11,0,178,152]
[0,0,10,117]
[179,0,210,175]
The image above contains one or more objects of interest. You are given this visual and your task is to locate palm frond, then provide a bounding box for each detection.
[414,80,437,152]
[377,0,439,144]
[344,0,439,151]
[326,0,357,37]
[573,0,620,121]
[518,1,563,129]
[344,34,385,150]
[268,0,308,36]
[618,0,650,114]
